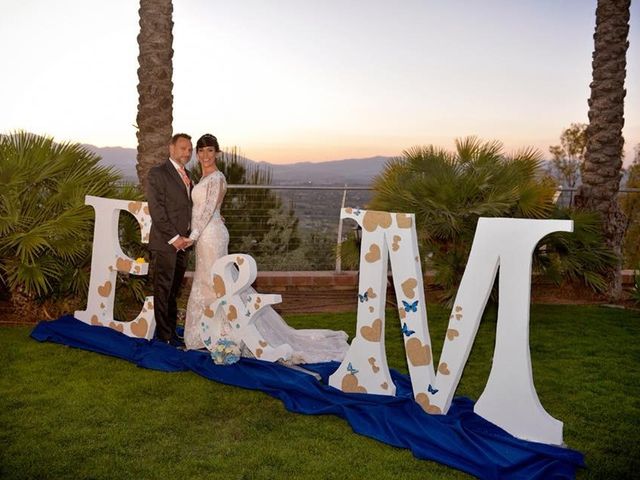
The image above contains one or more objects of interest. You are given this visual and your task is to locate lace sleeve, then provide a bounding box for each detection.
[189,172,226,241]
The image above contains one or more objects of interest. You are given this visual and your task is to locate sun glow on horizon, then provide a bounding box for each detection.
[1,0,638,165]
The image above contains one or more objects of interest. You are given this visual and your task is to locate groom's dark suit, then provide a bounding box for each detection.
[146,159,193,342]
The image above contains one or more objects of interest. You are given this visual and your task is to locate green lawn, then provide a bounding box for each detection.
[1,305,638,479]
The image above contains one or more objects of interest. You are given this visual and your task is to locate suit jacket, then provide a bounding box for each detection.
[146,159,193,252]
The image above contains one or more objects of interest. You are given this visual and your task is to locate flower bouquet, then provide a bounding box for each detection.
[210,337,241,365]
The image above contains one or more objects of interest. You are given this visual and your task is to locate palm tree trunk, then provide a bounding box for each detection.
[136,0,174,189]
[576,0,630,300]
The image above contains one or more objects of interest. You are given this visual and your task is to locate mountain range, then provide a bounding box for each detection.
[83,144,392,186]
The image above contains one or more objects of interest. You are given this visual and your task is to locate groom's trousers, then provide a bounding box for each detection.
[150,248,189,342]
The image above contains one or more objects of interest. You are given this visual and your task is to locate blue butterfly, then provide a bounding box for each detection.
[354,208,362,216]
[402,300,419,312]
[245,310,251,317]
[358,291,369,303]
[203,337,212,347]
[401,322,415,337]
[428,384,439,395]
[347,362,359,375]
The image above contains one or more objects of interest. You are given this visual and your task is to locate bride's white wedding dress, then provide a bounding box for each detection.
[184,170,350,363]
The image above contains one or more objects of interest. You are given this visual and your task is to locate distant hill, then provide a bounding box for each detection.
[83,144,392,186]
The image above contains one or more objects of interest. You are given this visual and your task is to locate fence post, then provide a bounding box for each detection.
[335,185,348,273]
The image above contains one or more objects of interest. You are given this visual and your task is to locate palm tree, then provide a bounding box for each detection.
[135,0,174,189]
[0,132,141,318]
[575,0,631,299]
[364,137,615,303]
[368,138,556,302]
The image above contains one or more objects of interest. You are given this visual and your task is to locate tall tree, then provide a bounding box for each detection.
[548,123,587,190]
[135,0,174,188]
[575,0,631,299]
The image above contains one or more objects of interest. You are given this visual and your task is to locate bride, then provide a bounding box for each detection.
[183,133,350,363]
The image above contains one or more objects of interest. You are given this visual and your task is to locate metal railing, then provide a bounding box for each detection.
[217,185,639,272]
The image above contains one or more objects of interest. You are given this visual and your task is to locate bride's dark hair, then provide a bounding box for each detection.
[196,133,220,152]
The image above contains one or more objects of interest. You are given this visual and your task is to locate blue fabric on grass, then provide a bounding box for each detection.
[31,315,584,479]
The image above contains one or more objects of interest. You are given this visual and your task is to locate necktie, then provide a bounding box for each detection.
[177,165,191,188]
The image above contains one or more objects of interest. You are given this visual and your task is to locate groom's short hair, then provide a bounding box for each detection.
[170,133,192,144]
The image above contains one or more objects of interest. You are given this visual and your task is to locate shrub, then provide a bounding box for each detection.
[0,131,143,318]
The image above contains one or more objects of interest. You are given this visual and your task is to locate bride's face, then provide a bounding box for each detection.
[197,146,217,169]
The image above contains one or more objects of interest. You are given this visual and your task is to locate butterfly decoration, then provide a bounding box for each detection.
[358,291,369,303]
[204,337,212,347]
[245,310,251,317]
[354,208,362,216]
[220,300,227,306]
[427,384,439,395]
[246,296,251,302]
[401,322,415,337]
[347,362,359,375]
[402,300,419,312]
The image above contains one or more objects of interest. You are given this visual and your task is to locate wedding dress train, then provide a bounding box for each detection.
[184,170,349,363]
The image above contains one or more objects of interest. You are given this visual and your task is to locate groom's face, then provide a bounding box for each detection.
[169,137,193,166]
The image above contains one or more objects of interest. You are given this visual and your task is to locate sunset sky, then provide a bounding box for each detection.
[2,0,638,164]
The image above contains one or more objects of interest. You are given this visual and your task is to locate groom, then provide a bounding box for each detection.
[146,133,194,344]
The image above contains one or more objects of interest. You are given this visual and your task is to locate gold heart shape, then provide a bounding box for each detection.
[364,243,381,263]
[368,306,374,313]
[108,321,124,333]
[381,382,389,390]
[341,374,367,393]
[116,257,133,272]
[455,314,463,321]
[143,205,150,215]
[90,315,101,326]
[438,362,451,375]
[130,318,148,337]
[204,306,214,318]
[127,202,142,214]
[367,357,381,373]
[259,340,268,348]
[401,278,418,299]
[360,318,382,342]
[455,305,463,312]
[100,303,105,309]
[255,348,263,358]
[213,275,226,298]
[362,210,392,232]
[406,337,431,366]
[398,307,407,320]
[396,213,412,229]
[97,281,112,298]
[227,305,237,321]
[446,329,459,341]
[236,256,244,265]
[415,392,442,414]
[365,287,377,299]
[392,235,401,252]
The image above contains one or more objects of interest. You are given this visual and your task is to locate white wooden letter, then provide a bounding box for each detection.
[330,209,572,445]
[74,195,155,339]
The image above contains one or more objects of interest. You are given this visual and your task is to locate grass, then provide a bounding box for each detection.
[0,305,638,479]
